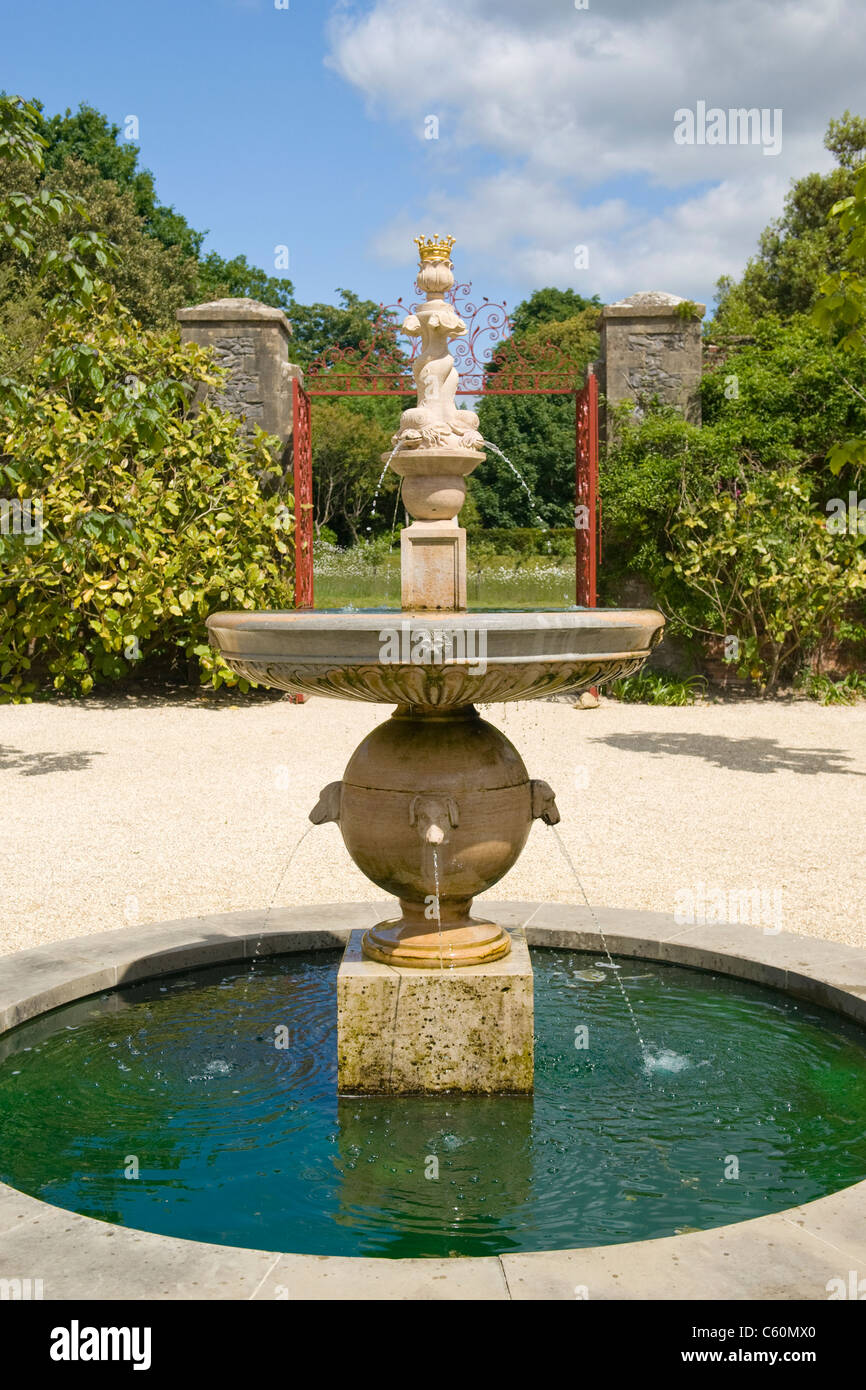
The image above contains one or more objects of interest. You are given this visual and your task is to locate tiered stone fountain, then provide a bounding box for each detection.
[208,237,664,1094]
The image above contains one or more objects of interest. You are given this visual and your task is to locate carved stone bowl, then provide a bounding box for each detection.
[206,609,665,709]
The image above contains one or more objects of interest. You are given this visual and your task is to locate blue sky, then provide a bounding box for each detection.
[2,1,410,306]
[3,0,865,317]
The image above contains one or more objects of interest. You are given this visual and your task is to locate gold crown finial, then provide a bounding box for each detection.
[414,234,456,265]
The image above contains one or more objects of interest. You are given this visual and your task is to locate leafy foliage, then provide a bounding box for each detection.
[797,669,866,704]
[465,526,574,557]
[607,109,866,691]
[601,316,866,689]
[39,101,205,260]
[812,164,866,474]
[3,97,296,317]
[510,287,601,334]
[311,398,400,545]
[0,155,199,365]
[0,93,292,702]
[0,311,293,700]
[610,671,707,705]
[474,297,600,527]
[0,96,117,310]
[714,112,866,330]
[667,472,866,692]
[196,251,293,311]
[289,289,399,369]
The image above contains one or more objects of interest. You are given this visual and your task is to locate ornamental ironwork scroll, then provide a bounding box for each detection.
[303,281,580,397]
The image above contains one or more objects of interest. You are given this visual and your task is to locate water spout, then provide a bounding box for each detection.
[309,781,342,826]
[531,779,560,825]
[409,794,459,845]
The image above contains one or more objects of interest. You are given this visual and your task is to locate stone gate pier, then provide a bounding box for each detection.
[176,297,302,444]
[597,291,705,442]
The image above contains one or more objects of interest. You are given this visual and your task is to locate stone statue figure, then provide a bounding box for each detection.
[391,235,483,454]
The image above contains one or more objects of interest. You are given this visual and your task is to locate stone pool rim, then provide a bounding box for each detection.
[1,900,865,1301]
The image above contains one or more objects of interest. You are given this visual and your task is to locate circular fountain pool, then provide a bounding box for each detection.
[1,947,865,1260]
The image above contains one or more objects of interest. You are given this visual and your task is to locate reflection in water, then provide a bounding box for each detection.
[335,1094,532,1258]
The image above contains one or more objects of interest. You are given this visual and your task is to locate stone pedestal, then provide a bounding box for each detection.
[401,521,467,611]
[337,928,534,1093]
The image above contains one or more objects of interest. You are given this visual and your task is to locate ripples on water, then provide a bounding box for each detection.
[1,949,865,1258]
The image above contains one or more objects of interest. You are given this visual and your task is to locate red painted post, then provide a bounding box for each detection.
[290,378,314,703]
[292,377,314,610]
[575,369,598,608]
[576,370,599,700]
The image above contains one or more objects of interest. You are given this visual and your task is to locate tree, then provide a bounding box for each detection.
[311,399,399,545]
[13,98,296,307]
[0,95,119,373]
[812,161,866,474]
[701,318,866,481]
[601,112,866,691]
[0,155,198,364]
[289,289,412,541]
[288,289,399,367]
[714,111,866,331]
[39,101,205,260]
[473,298,600,527]
[510,287,601,334]
[600,318,866,685]
[0,93,291,701]
[196,251,293,311]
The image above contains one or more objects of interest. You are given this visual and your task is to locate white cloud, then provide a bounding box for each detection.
[326,0,865,302]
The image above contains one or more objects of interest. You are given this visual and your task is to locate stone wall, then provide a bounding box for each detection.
[176,298,302,442]
[598,291,705,442]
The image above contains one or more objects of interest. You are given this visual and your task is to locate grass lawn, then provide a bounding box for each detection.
[313,548,579,610]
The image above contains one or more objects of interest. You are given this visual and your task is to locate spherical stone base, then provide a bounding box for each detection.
[339,708,534,968]
[362,915,512,968]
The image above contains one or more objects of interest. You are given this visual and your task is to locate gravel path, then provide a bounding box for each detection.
[2,693,865,957]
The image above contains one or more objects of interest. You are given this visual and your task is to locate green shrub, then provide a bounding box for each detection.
[667,471,866,691]
[796,670,866,704]
[609,671,707,705]
[0,309,293,700]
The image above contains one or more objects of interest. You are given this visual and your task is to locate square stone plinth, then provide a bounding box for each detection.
[401,522,466,610]
[337,928,533,1094]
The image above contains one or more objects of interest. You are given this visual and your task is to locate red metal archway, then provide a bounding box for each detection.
[291,281,599,612]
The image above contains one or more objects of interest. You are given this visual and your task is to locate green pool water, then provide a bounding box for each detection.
[1,948,865,1258]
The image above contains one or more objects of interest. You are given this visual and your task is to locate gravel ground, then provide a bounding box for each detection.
[2,693,865,958]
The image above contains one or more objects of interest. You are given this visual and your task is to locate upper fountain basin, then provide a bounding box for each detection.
[206,608,665,707]
[386,446,486,478]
